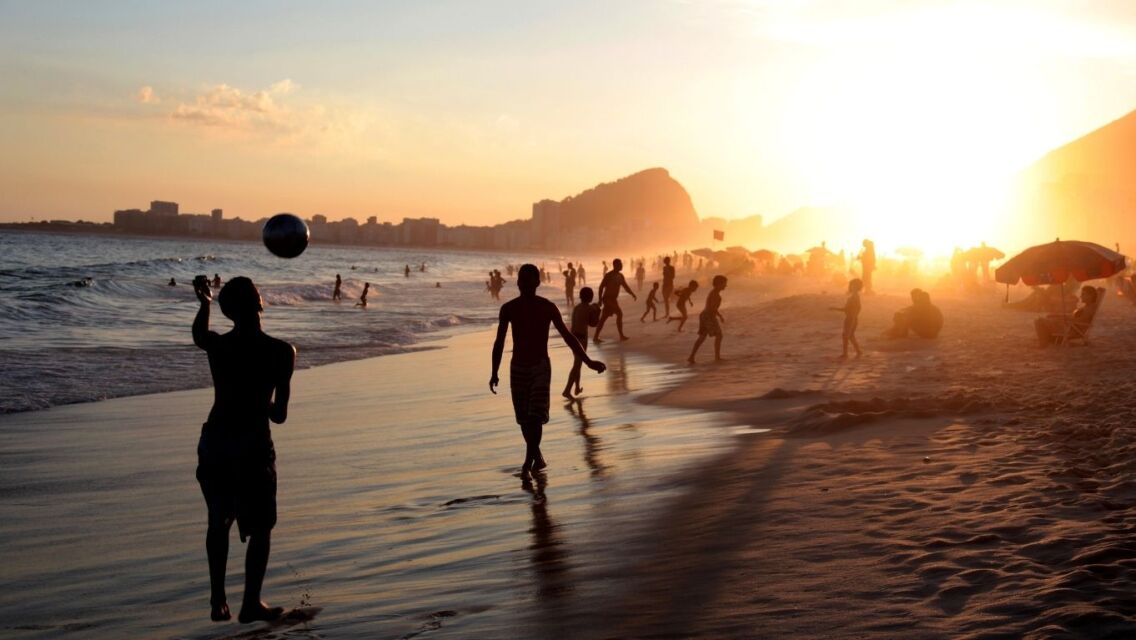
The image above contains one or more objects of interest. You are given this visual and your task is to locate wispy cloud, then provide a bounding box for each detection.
[167,79,301,132]
[135,85,160,104]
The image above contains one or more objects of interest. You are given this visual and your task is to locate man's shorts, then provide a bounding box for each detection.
[600,300,622,318]
[698,311,722,337]
[196,424,277,542]
[510,358,551,426]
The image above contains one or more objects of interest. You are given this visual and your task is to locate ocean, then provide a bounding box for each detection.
[0,230,583,413]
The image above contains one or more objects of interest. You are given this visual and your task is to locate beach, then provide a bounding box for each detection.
[4,271,1136,638]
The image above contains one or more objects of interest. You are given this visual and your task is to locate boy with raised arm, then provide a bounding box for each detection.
[192,276,295,624]
[491,265,605,475]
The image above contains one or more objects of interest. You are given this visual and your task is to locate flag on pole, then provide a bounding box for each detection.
[713,229,725,242]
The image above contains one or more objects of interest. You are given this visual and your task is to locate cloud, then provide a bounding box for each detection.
[135,85,160,104]
[169,79,303,132]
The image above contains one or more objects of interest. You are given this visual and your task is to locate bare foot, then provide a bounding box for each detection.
[532,458,548,471]
[714,356,725,362]
[837,354,848,360]
[687,356,696,364]
[238,601,284,624]
[211,602,231,622]
[562,390,574,400]
[620,335,630,341]
[593,337,604,343]
[574,386,583,395]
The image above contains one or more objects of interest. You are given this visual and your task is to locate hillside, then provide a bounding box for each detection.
[554,168,699,245]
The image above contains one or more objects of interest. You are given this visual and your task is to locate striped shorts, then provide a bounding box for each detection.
[510,358,551,426]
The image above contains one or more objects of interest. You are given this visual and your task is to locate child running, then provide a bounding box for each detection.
[640,282,660,322]
[830,278,864,358]
[688,275,727,364]
[666,280,699,331]
[563,287,595,399]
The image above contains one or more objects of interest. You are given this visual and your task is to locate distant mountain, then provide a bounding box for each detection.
[1016,109,1136,250]
[750,206,857,254]
[550,168,699,247]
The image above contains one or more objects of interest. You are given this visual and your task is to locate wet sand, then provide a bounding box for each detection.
[589,276,1136,638]
[5,278,1136,638]
[0,329,740,639]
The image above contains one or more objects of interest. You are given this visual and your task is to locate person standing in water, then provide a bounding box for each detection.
[491,265,605,475]
[635,261,646,292]
[661,256,676,318]
[563,262,577,308]
[404,265,411,278]
[577,263,586,285]
[332,274,342,301]
[688,275,727,364]
[192,276,295,624]
[356,282,370,308]
[594,258,637,343]
[830,278,863,358]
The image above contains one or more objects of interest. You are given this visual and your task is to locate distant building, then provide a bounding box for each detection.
[149,201,178,216]
[531,199,561,249]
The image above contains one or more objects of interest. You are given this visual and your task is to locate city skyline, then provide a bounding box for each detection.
[3,1,1136,244]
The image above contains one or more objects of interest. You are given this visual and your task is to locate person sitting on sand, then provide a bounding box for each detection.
[641,282,660,322]
[332,274,342,301]
[594,258,637,342]
[563,287,596,399]
[356,282,370,308]
[491,265,605,476]
[831,278,863,358]
[667,280,699,332]
[688,275,727,364]
[192,276,295,624]
[885,288,943,339]
[1034,286,1098,348]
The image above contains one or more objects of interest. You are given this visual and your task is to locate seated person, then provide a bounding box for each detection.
[885,289,943,339]
[1034,286,1099,347]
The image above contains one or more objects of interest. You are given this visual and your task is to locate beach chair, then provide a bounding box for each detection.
[1056,286,1105,346]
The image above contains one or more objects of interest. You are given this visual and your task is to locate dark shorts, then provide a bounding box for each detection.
[698,311,722,337]
[196,424,277,541]
[573,332,589,351]
[510,358,551,426]
[600,299,621,318]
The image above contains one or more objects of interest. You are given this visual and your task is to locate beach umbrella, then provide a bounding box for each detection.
[725,245,750,254]
[994,239,1126,286]
[691,248,716,259]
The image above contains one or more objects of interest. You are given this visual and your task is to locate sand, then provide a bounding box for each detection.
[574,274,1136,638]
[4,275,1136,638]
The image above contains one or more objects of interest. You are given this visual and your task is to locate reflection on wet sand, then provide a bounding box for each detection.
[522,473,572,609]
[605,349,629,395]
[565,399,608,479]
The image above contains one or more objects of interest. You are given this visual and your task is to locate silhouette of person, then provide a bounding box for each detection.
[593,258,637,342]
[830,278,863,358]
[356,282,370,308]
[635,262,646,292]
[661,256,676,317]
[688,275,726,363]
[563,286,595,399]
[404,265,410,278]
[640,282,660,322]
[667,280,699,331]
[420,262,426,273]
[491,264,605,475]
[332,274,342,301]
[563,262,577,307]
[212,274,222,289]
[577,263,586,285]
[859,240,876,294]
[169,278,177,286]
[192,276,295,624]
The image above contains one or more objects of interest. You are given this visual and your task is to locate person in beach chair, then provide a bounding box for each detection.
[192,276,295,624]
[1033,286,1103,347]
[491,264,605,476]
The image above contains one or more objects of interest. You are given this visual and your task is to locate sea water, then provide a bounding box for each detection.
[0,231,583,413]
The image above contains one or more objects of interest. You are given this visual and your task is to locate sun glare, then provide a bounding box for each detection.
[771,6,1058,257]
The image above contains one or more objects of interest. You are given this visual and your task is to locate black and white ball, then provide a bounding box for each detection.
[262,213,310,258]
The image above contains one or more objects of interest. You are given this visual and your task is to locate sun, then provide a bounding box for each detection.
[772,13,1053,258]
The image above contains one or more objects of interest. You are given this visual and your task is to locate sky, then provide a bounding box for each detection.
[2,0,1136,240]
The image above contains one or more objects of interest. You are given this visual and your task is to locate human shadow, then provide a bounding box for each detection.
[565,399,608,480]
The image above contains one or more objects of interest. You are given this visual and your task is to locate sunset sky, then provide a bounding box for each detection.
[3,0,1136,236]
